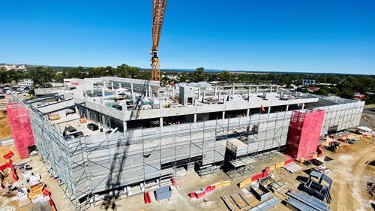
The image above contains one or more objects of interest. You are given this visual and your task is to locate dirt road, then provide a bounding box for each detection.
[328,138,375,211]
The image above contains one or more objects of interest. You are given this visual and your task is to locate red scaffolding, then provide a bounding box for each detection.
[6,103,35,159]
[286,110,325,159]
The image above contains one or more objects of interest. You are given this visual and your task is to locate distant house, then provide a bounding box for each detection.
[354,93,365,100]
[18,79,33,87]
[0,64,27,71]
[301,79,316,86]
[307,86,319,92]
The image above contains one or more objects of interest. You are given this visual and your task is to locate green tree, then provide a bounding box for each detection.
[316,88,329,96]
[193,67,206,82]
[219,70,233,83]
[340,89,355,99]
[29,67,55,87]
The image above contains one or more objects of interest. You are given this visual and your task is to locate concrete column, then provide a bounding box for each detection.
[268,106,271,114]
[218,90,221,101]
[232,87,235,96]
[222,111,225,119]
[301,103,305,110]
[102,114,106,128]
[276,86,279,92]
[194,114,197,123]
[197,88,201,100]
[148,85,152,99]
[286,104,289,111]
[123,120,127,132]
[270,86,272,93]
[202,91,206,103]
[101,85,105,98]
[256,86,259,94]
[214,87,218,100]
[131,83,135,103]
[160,117,163,127]
[119,83,122,89]
[246,109,250,116]
[111,82,114,90]
[248,88,251,102]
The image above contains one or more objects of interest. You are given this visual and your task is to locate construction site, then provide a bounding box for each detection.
[1,75,374,210]
[1,0,375,210]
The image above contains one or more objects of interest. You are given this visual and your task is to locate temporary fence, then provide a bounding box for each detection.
[238,156,294,188]
[190,180,231,199]
[286,110,325,158]
[6,103,35,158]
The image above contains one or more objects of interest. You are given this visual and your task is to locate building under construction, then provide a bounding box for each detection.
[11,77,364,208]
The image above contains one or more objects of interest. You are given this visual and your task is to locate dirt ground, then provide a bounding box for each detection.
[0,144,76,211]
[325,138,375,211]
[0,110,12,141]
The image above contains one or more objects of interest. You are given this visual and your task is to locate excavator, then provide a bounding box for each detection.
[151,0,167,82]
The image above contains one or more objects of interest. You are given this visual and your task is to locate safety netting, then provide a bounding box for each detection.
[286,110,325,158]
[6,103,35,158]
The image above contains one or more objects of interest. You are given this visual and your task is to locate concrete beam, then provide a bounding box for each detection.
[160,117,163,127]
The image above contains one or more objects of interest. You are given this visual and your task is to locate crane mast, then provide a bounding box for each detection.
[151,0,167,81]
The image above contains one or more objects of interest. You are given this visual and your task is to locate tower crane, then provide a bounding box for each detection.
[151,0,167,82]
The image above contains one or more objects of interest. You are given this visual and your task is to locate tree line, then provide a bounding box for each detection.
[1,65,374,104]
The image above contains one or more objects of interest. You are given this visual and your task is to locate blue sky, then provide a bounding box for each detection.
[1,0,374,74]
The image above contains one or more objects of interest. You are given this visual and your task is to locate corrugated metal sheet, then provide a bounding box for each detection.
[287,190,329,211]
[283,162,302,173]
[248,196,279,211]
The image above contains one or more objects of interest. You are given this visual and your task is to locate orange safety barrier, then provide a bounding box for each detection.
[269,164,276,171]
[144,192,151,204]
[284,157,294,165]
[2,150,14,159]
[196,191,205,199]
[205,185,215,193]
[80,117,87,123]
[42,187,56,211]
[263,167,270,175]
[189,192,196,199]
[275,162,285,168]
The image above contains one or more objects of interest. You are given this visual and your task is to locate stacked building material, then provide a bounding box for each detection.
[248,197,279,211]
[249,183,271,202]
[286,190,329,211]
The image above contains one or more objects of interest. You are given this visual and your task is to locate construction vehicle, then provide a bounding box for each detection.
[326,141,340,152]
[151,0,167,82]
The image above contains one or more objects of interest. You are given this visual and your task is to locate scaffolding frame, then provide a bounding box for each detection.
[17,95,364,210]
